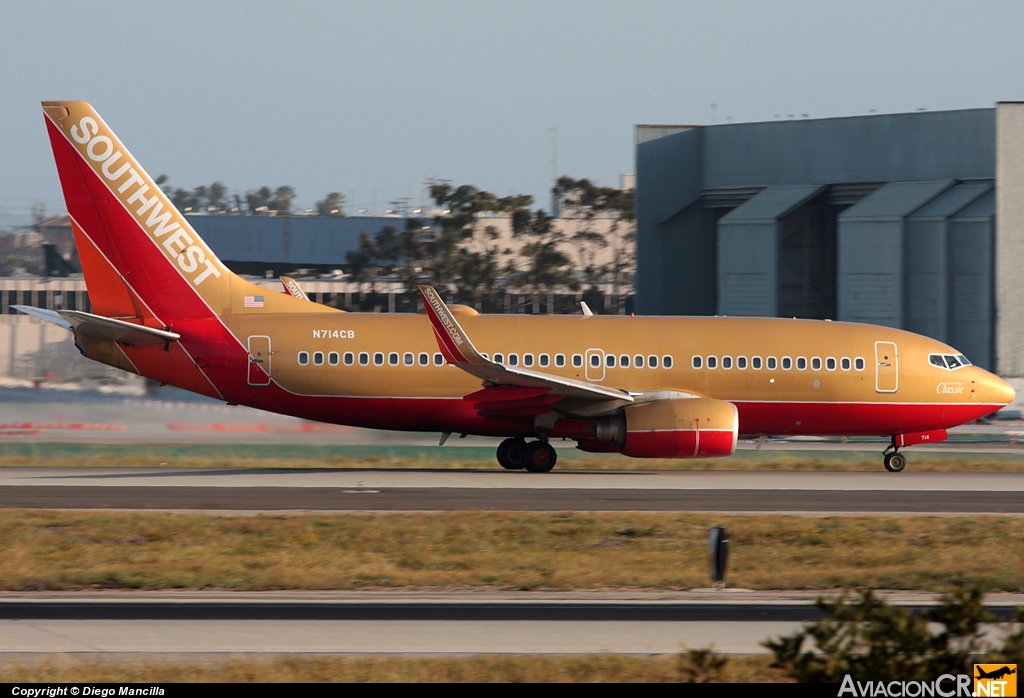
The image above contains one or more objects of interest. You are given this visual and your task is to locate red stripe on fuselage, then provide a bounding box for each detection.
[735,401,1002,436]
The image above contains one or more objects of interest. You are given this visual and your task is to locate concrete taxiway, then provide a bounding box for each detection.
[0,468,1022,514]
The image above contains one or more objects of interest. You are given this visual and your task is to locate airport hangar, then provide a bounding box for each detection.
[635,102,1024,375]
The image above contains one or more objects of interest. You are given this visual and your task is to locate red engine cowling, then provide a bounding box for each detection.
[619,398,738,458]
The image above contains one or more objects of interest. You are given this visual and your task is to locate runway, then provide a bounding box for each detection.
[0,592,1018,655]
[0,468,1021,514]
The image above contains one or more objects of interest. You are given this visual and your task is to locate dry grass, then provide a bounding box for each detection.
[0,653,788,683]
[3,444,1024,471]
[2,510,1023,591]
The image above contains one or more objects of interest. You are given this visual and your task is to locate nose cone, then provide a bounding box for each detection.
[984,374,1016,407]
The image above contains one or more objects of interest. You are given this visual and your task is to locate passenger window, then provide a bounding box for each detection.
[811,357,822,370]
[663,355,673,369]
[344,352,354,366]
[508,354,519,366]
[434,353,444,366]
[620,354,630,368]
[766,357,777,370]
[737,356,747,369]
[555,354,566,367]
[358,352,369,366]
[692,355,703,369]
[634,354,645,368]
[648,355,658,369]
[826,357,836,371]
[572,354,583,368]
[404,352,414,366]
[328,352,339,366]
[707,356,717,369]
[374,352,384,366]
[524,354,534,367]
[540,354,550,367]
[419,352,429,366]
[797,357,807,370]
[388,352,399,366]
[313,351,324,366]
[298,351,309,366]
[590,354,601,368]
[722,356,732,369]
[493,353,504,364]
[606,354,616,368]
[752,356,762,370]
[841,357,851,370]
[781,357,792,370]
[855,357,865,371]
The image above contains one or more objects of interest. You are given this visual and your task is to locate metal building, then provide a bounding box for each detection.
[635,103,1024,374]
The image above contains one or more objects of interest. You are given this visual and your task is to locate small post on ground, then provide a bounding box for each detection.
[708,525,729,589]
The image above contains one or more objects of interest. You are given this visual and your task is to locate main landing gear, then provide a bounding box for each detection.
[883,437,907,473]
[497,437,558,473]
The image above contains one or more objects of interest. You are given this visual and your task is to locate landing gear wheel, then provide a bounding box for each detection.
[522,441,557,473]
[884,452,906,473]
[497,438,526,470]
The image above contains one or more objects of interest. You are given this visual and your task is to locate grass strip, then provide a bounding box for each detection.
[2,443,1024,471]
[2,510,1023,591]
[0,654,788,683]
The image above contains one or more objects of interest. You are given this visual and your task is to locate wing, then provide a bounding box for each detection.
[417,285,634,411]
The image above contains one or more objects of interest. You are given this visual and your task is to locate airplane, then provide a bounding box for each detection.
[15,101,1015,474]
[975,666,1017,681]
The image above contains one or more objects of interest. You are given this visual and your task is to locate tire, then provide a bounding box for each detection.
[497,438,526,470]
[522,441,557,473]
[884,452,906,473]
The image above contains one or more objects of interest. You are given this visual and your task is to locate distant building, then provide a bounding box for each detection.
[635,104,1024,374]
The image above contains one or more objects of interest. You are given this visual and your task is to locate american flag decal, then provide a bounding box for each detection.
[243,295,265,308]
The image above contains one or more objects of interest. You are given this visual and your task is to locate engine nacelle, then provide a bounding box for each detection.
[619,398,738,458]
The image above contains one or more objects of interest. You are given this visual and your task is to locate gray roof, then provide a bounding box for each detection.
[719,184,825,223]
[838,180,955,221]
[909,182,993,219]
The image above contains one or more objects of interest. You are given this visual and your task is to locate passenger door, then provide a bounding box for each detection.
[875,341,898,393]
[247,335,271,386]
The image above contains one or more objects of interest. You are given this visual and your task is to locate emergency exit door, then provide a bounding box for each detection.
[247,335,271,386]
[875,341,898,393]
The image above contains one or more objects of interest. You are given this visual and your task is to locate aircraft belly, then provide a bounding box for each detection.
[738,401,1001,436]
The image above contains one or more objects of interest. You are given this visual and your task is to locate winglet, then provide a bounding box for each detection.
[280,276,310,301]
[418,285,486,365]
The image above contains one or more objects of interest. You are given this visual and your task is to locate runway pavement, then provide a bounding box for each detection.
[0,591,1018,655]
[0,468,1022,514]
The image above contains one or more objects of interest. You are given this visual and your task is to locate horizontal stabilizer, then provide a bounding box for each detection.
[13,306,179,345]
[11,305,72,330]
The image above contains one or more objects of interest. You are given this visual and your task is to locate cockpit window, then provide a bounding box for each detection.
[929,353,971,370]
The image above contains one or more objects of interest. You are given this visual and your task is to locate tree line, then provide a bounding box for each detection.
[343,177,634,310]
[154,176,345,217]
[153,175,636,309]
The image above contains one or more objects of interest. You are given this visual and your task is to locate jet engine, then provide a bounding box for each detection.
[579,398,738,458]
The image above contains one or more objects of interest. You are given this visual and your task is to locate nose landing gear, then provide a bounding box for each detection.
[883,437,906,473]
[496,437,558,473]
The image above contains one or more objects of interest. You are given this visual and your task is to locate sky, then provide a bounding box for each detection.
[3,0,1024,228]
